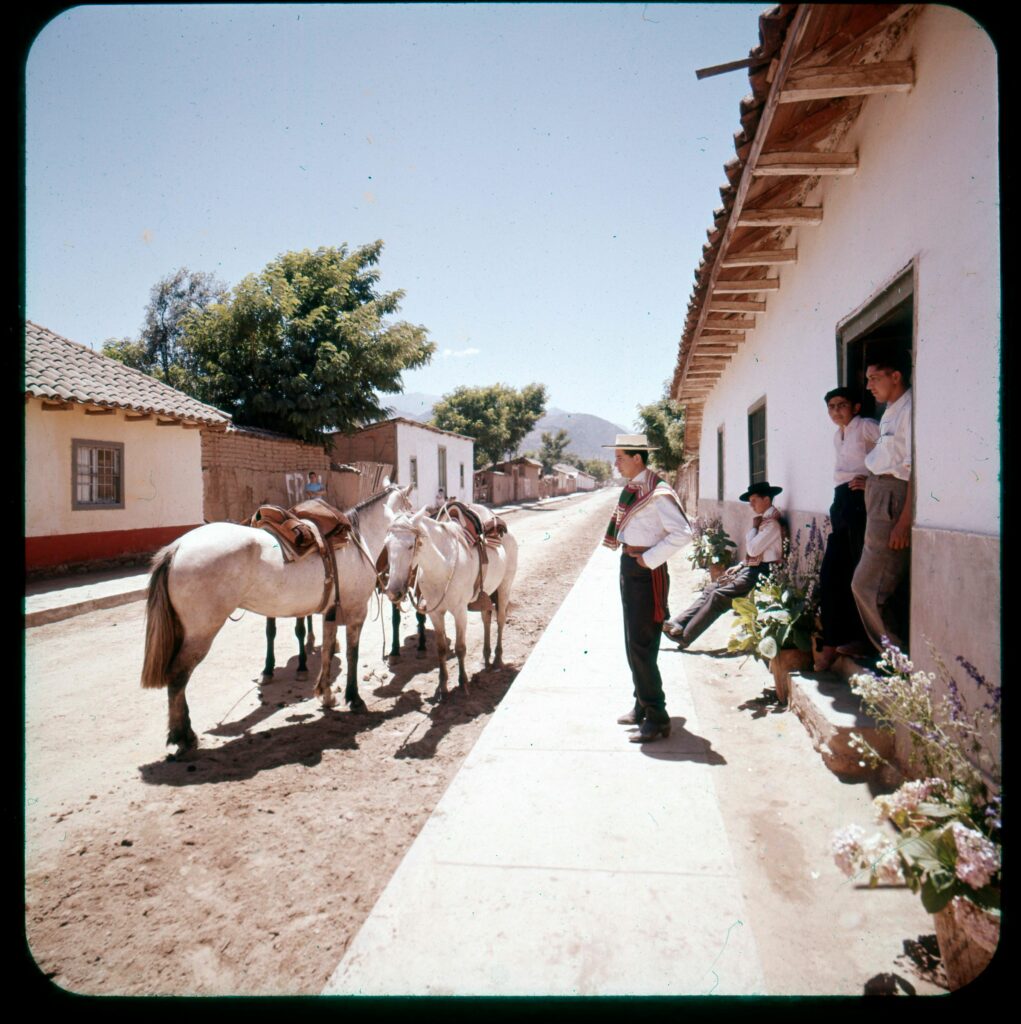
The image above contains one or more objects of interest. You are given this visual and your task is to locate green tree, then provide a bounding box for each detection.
[577,457,612,483]
[432,383,547,468]
[182,243,434,441]
[539,428,571,474]
[101,268,226,390]
[635,394,686,473]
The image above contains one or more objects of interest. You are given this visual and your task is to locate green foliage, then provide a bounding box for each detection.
[101,336,153,373]
[432,382,547,469]
[144,268,226,379]
[575,457,612,482]
[687,515,736,571]
[727,523,824,662]
[635,395,686,473]
[833,645,1001,942]
[182,243,434,441]
[539,429,571,474]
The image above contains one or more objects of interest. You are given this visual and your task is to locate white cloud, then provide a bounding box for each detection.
[440,346,480,359]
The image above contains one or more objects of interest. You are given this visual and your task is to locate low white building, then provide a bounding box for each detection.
[24,322,229,570]
[330,417,474,509]
[671,5,999,691]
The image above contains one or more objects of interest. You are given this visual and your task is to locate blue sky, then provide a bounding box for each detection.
[25,2,765,429]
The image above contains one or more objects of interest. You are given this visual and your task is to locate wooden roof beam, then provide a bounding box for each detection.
[712,277,780,293]
[700,330,746,340]
[41,400,73,411]
[125,412,152,421]
[753,151,858,176]
[737,207,823,227]
[720,248,797,267]
[709,298,766,313]
[695,344,740,354]
[84,405,116,415]
[704,316,755,330]
[779,61,914,103]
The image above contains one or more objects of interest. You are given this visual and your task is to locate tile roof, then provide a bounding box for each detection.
[24,321,230,426]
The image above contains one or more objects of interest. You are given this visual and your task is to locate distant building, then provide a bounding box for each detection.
[329,417,474,508]
[24,322,229,570]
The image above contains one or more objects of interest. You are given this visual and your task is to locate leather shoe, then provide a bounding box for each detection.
[617,708,644,725]
[629,719,670,743]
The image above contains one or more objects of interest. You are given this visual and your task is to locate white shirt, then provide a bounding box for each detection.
[833,415,880,484]
[744,504,784,564]
[617,470,692,570]
[865,389,912,481]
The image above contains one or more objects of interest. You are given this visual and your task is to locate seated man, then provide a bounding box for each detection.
[663,481,784,650]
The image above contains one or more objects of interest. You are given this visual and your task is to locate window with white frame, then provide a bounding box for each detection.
[409,456,418,487]
[437,446,447,492]
[72,439,124,509]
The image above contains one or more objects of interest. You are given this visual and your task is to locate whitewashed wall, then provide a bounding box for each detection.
[698,5,999,537]
[395,421,474,508]
[25,399,204,537]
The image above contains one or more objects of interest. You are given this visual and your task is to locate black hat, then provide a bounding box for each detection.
[739,481,783,501]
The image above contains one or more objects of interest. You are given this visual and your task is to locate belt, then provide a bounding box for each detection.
[623,545,650,557]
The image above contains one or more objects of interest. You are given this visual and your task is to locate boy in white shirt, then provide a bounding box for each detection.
[815,387,880,670]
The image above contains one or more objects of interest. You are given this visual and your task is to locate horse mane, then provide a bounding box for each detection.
[347,485,396,517]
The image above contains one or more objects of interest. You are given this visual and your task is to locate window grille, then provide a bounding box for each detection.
[72,440,124,509]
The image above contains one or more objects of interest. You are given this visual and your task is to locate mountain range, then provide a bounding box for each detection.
[381,392,626,464]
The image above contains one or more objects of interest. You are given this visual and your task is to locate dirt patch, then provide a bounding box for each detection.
[24,491,617,995]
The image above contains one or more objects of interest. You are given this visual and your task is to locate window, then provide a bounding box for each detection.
[459,463,465,489]
[747,400,766,486]
[716,426,725,501]
[437,446,447,491]
[409,456,418,487]
[72,439,124,509]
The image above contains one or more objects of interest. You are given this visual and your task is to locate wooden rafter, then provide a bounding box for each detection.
[41,400,73,410]
[709,298,766,313]
[795,5,916,69]
[125,412,152,421]
[752,151,857,175]
[737,207,823,226]
[156,418,180,426]
[84,406,116,415]
[712,277,781,292]
[720,248,797,267]
[704,316,756,329]
[779,60,914,103]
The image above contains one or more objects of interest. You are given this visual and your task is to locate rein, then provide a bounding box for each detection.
[388,517,460,614]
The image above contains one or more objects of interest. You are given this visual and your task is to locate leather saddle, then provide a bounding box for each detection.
[250,498,355,614]
[437,499,508,607]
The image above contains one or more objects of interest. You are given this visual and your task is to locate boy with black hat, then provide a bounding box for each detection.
[662,481,784,650]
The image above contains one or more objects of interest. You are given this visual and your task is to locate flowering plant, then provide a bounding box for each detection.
[831,643,1000,948]
[727,522,824,661]
[687,515,737,572]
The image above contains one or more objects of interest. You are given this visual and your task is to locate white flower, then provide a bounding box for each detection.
[951,896,1001,954]
[831,825,866,876]
[949,822,1000,890]
[873,778,945,822]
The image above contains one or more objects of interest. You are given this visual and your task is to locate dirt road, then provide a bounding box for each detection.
[24,489,617,995]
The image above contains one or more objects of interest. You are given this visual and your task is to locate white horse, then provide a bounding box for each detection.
[141,484,412,755]
[382,508,518,700]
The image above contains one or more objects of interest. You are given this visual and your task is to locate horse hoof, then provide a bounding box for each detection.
[261,672,274,685]
[319,692,337,709]
[296,670,308,682]
[348,697,367,713]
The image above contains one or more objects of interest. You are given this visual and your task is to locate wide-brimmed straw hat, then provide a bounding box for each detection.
[739,481,783,501]
[602,432,660,451]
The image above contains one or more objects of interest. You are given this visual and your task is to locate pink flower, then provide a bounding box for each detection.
[949,822,1000,890]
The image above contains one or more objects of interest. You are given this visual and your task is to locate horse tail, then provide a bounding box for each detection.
[141,542,182,690]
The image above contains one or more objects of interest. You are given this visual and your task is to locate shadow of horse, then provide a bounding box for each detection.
[393,661,519,760]
[138,690,425,786]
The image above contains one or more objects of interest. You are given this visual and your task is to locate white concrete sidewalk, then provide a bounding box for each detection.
[24,567,151,627]
[323,545,765,996]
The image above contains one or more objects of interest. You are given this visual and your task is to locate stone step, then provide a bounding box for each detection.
[786,665,900,784]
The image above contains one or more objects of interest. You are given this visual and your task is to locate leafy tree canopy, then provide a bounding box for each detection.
[635,392,686,474]
[182,242,434,442]
[538,428,571,474]
[432,382,547,469]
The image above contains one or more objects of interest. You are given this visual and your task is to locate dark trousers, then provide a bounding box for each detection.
[665,563,772,645]
[819,483,869,647]
[620,554,670,724]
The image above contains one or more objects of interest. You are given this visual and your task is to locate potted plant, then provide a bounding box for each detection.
[830,643,1001,990]
[687,515,737,582]
[726,524,823,702]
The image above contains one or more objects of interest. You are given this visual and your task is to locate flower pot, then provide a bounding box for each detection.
[769,647,812,703]
[934,900,999,990]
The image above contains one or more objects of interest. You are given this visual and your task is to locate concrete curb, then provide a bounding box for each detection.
[25,587,148,628]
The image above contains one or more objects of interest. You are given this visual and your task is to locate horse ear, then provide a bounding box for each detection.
[411,507,428,526]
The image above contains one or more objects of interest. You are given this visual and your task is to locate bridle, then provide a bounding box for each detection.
[386,515,458,614]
